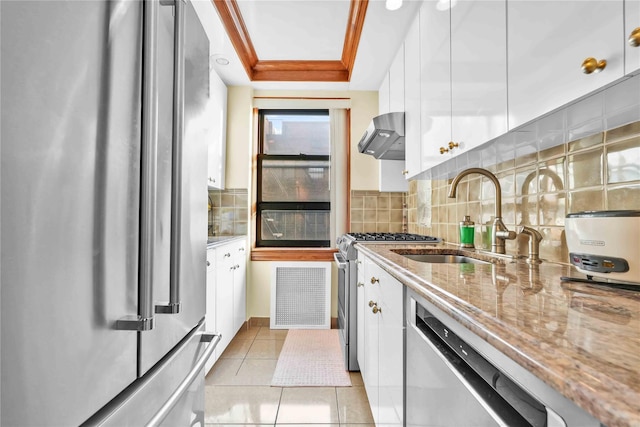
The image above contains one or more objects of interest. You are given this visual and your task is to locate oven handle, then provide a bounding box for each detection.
[333,252,348,269]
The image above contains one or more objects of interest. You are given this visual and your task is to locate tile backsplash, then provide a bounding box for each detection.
[350,190,407,233]
[408,121,640,263]
[208,188,248,236]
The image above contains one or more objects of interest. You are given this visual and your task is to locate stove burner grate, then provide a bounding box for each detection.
[347,232,440,242]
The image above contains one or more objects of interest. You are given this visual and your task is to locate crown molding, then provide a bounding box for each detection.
[212,0,369,82]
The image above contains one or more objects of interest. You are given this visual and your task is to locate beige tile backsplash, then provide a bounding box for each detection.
[350,190,407,233]
[407,121,640,263]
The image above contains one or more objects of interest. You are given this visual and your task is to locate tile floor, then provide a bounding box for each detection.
[204,325,375,426]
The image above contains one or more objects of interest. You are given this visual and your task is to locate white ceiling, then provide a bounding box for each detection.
[192,0,424,91]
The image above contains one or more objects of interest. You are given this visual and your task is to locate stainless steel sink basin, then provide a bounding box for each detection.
[390,248,498,265]
[400,253,490,264]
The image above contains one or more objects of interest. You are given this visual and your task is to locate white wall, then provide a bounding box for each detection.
[225,86,253,189]
[225,88,379,319]
[349,90,380,191]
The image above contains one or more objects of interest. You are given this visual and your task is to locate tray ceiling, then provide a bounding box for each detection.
[194,0,424,90]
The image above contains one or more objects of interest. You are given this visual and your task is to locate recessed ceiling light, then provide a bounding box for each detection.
[385,0,402,11]
[436,0,457,11]
[210,54,230,66]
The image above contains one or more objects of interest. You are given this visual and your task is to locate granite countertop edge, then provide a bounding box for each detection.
[356,242,640,427]
[206,235,246,249]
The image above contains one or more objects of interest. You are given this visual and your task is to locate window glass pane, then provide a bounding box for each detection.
[262,112,330,155]
[261,158,330,202]
[261,210,330,241]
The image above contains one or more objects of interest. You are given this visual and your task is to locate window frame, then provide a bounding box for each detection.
[256,109,331,248]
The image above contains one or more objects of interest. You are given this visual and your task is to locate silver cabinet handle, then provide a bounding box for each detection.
[156,0,185,315]
[224,252,231,258]
[206,261,210,267]
[118,0,159,331]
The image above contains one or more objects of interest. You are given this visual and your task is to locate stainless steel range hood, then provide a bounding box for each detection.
[357,112,405,160]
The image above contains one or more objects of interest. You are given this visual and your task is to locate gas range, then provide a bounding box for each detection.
[337,232,440,260]
[334,231,441,372]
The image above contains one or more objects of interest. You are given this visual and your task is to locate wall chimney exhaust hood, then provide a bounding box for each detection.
[357,112,405,160]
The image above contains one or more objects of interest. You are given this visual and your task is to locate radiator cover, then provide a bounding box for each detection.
[270,262,331,329]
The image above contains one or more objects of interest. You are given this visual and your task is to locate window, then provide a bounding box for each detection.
[257,110,331,247]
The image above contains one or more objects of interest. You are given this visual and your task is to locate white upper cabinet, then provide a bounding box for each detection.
[627,0,640,74]
[207,69,227,189]
[450,0,507,153]
[379,49,409,192]
[379,73,391,115]
[387,0,637,178]
[420,0,452,171]
[508,1,624,129]
[404,13,422,180]
[389,47,405,113]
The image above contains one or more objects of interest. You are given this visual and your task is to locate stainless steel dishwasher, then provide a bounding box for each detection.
[406,294,566,427]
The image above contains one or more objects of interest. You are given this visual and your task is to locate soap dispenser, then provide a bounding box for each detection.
[459,215,475,248]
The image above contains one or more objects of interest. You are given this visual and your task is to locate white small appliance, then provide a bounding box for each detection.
[565,210,640,285]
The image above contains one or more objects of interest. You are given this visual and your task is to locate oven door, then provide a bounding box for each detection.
[334,252,349,367]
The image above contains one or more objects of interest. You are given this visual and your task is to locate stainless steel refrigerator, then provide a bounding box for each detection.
[1,0,218,425]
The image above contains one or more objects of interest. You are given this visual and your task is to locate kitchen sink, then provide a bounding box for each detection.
[399,253,490,264]
[391,249,496,265]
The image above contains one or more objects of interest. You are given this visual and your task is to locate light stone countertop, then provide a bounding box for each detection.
[356,242,640,427]
[206,235,246,249]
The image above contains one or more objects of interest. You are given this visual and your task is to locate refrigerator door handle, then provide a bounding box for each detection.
[156,0,185,315]
[145,333,221,427]
[117,0,159,332]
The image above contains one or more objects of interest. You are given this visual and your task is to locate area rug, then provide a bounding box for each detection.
[271,329,352,387]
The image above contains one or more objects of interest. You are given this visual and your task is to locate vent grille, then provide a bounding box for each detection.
[270,262,331,329]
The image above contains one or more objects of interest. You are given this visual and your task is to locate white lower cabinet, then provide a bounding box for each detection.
[205,248,217,374]
[205,238,247,373]
[231,241,247,333]
[215,246,235,359]
[360,255,404,426]
[356,251,366,375]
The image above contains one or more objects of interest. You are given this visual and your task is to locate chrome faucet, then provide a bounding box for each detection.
[448,168,516,254]
[517,225,543,264]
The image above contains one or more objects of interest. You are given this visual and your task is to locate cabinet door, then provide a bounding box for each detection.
[379,51,408,192]
[232,241,247,333]
[627,0,640,75]
[379,160,408,192]
[389,47,405,113]
[215,245,235,354]
[207,69,227,189]
[420,0,452,171]
[508,1,624,129]
[451,0,507,154]
[356,252,366,373]
[379,72,391,115]
[363,257,380,424]
[205,248,217,373]
[404,13,422,179]
[377,269,404,426]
